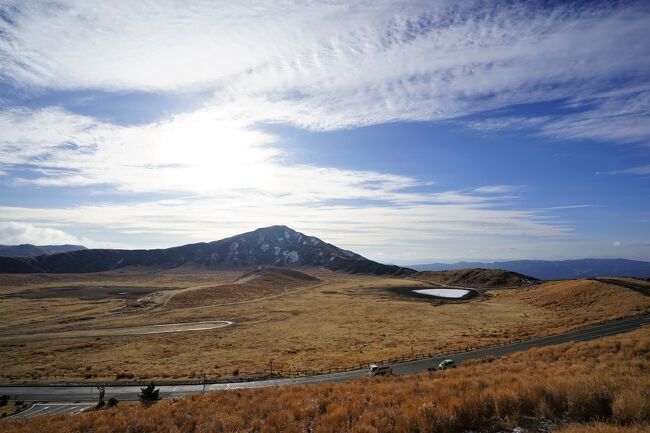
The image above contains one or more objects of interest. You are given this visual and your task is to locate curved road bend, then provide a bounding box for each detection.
[2,314,648,405]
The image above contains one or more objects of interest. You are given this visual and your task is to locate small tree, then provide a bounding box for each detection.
[138,382,161,405]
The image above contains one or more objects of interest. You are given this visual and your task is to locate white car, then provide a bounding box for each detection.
[368,364,393,376]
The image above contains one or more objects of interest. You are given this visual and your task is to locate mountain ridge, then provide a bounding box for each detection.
[0,244,87,257]
[409,258,650,280]
[0,225,413,276]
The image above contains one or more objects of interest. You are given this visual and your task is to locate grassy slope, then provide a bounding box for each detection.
[1,274,649,383]
[516,279,648,325]
[167,267,321,307]
[415,268,538,288]
[4,326,649,433]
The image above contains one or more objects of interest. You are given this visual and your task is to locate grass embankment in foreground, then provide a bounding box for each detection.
[4,326,649,433]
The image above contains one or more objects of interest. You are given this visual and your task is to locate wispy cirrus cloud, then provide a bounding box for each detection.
[1,1,649,131]
[0,106,573,255]
[473,185,520,194]
[541,87,650,145]
[0,1,648,258]
[608,164,650,176]
[460,86,650,145]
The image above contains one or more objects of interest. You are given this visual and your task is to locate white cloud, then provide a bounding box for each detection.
[1,1,649,132]
[0,1,647,258]
[0,197,572,258]
[0,107,426,202]
[608,164,650,176]
[542,205,595,211]
[473,185,519,194]
[0,103,576,257]
[0,105,573,256]
[0,221,82,245]
[462,117,552,133]
[460,85,650,145]
[540,87,650,145]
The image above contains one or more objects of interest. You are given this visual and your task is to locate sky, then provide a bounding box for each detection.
[0,0,649,264]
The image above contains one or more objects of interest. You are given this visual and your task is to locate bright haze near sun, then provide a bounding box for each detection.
[0,0,649,264]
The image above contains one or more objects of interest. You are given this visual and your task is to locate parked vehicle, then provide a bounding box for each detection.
[368,364,392,376]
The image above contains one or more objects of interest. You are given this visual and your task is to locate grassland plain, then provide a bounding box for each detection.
[3,326,649,433]
[0,268,648,383]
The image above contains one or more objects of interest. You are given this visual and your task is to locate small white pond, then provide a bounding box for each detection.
[413,288,470,298]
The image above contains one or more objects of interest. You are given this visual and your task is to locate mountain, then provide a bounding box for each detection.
[0,226,414,276]
[0,244,87,257]
[408,259,650,280]
[414,268,539,288]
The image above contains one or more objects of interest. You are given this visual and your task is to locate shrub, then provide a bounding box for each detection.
[138,382,161,405]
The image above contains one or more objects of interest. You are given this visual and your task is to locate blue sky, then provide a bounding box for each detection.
[0,0,649,263]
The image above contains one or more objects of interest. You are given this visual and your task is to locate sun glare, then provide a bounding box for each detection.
[147,113,279,192]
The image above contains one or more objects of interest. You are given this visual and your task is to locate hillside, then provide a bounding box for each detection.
[325,255,414,276]
[410,258,650,279]
[1,266,647,385]
[414,268,538,288]
[5,327,649,433]
[0,244,86,257]
[168,267,322,307]
[516,278,650,321]
[496,278,650,335]
[0,226,414,276]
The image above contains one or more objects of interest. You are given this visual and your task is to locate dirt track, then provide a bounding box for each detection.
[0,320,232,341]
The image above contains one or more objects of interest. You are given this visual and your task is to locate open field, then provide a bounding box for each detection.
[1,267,649,383]
[4,324,649,433]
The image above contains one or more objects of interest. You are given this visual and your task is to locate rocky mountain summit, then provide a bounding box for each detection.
[0,225,414,276]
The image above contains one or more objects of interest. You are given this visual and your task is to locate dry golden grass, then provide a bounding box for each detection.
[0,270,648,383]
[0,266,244,293]
[3,326,649,433]
[414,268,538,288]
[516,279,649,326]
[167,267,321,308]
[0,267,242,332]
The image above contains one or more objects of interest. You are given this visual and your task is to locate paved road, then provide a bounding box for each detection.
[9,403,93,419]
[1,313,648,411]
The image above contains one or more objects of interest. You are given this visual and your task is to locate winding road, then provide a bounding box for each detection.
[2,313,648,417]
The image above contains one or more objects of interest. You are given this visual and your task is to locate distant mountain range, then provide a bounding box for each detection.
[0,226,413,276]
[0,244,87,257]
[408,259,650,280]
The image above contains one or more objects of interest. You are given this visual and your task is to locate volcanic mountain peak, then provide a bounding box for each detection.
[0,225,411,276]
[214,225,365,263]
